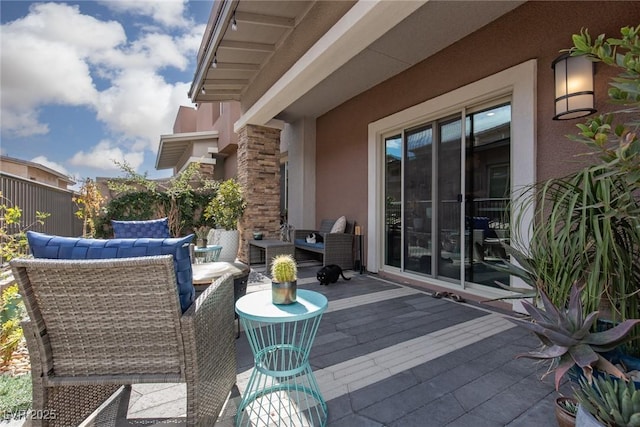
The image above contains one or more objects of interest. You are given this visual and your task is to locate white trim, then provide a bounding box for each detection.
[178,157,217,174]
[234,0,425,132]
[367,59,537,299]
[159,130,219,142]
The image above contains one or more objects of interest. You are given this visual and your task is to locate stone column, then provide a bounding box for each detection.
[236,124,281,263]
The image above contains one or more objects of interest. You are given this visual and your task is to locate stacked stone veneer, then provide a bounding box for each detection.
[198,162,214,177]
[236,124,281,262]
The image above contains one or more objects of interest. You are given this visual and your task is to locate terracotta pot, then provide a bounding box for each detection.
[555,396,577,427]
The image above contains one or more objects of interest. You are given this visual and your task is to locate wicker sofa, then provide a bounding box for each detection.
[10,255,237,426]
[294,218,355,270]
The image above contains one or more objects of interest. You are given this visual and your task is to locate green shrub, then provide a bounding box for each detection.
[0,285,25,366]
[95,162,217,238]
[0,374,31,420]
[204,178,246,230]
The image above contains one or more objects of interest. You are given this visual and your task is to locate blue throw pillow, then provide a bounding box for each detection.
[112,218,171,238]
[27,231,195,312]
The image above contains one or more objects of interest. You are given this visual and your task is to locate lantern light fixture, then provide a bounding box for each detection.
[552,53,596,120]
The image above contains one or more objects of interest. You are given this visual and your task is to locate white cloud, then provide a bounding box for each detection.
[95,31,189,72]
[99,0,191,28]
[30,156,71,177]
[0,1,205,178]
[1,109,49,137]
[96,72,192,151]
[0,3,123,136]
[69,140,144,171]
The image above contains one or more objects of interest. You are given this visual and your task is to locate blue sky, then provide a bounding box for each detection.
[0,0,212,187]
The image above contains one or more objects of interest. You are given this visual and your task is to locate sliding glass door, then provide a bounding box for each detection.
[464,103,511,288]
[383,102,511,290]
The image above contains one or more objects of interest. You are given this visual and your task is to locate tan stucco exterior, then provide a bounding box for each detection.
[315,1,638,236]
[0,155,74,189]
[157,101,241,179]
[187,0,639,300]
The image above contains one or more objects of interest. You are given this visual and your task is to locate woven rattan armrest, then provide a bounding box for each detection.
[180,273,237,425]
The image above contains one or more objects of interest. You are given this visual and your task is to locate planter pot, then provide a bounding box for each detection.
[555,396,577,427]
[196,238,208,249]
[576,404,604,427]
[272,280,297,305]
[208,229,239,262]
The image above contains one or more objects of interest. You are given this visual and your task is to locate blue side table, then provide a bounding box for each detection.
[235,289,328,427]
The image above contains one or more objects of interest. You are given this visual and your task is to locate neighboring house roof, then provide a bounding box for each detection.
[189,0,524,127]
[0,155,75,189]
[156,130,220,172]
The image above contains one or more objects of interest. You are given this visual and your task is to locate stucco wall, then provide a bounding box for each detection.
[173,106,197,134]
[315,1,639,234]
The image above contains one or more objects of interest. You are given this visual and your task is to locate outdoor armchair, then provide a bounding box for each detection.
[294,218,355,270]
[10,255,237,426]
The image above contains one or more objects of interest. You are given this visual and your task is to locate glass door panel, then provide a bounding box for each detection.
[384,135,402,268]
[403,125,433,274]
[464,104,511,287]
[382,101,510,291]
[437,117,463,281]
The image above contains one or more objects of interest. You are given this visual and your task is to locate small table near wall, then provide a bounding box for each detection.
[248,239,295,272]
[235,289,328,427]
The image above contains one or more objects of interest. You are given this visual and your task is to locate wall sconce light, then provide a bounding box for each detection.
[552,53,596,120]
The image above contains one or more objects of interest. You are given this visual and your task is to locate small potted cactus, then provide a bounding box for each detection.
[271,254,297,305]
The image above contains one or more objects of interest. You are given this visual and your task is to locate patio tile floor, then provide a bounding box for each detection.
[5,264,570,427]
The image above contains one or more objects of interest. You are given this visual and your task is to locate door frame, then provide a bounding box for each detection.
[367,59,536,301]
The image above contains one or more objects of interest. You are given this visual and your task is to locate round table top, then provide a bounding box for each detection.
[192,261,249,284]
[236,289,328,322]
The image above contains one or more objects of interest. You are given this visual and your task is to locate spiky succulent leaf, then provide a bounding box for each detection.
[572,312,600,340]
[538,287,564,325]
[585,319,640,347]
[569,343,600,371]
[507,318,580,347]
[555,355,578,391]
[514,343,568,360]
[566,284,585,330]
[518,300,550,324]
[509,283,640,391]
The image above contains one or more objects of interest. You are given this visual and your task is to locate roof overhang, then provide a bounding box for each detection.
[155,130,219,170]
[191,0,527,128]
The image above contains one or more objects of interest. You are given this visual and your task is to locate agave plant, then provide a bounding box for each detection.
[510,284,640,391]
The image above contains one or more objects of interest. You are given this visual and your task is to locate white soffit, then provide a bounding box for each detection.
[156,131,219,170]
[234,0,424,132]
[235,0,526,128]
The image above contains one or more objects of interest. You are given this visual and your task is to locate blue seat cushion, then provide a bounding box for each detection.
[112,218,171,238]
[27,231,195,312]
[294,238,325,250]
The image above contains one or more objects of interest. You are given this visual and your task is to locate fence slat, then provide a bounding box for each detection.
[1,173,83,237]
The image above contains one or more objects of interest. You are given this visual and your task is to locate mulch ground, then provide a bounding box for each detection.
[0,341,30,376]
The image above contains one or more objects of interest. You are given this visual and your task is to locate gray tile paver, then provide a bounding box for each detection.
[84,265,562,427]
